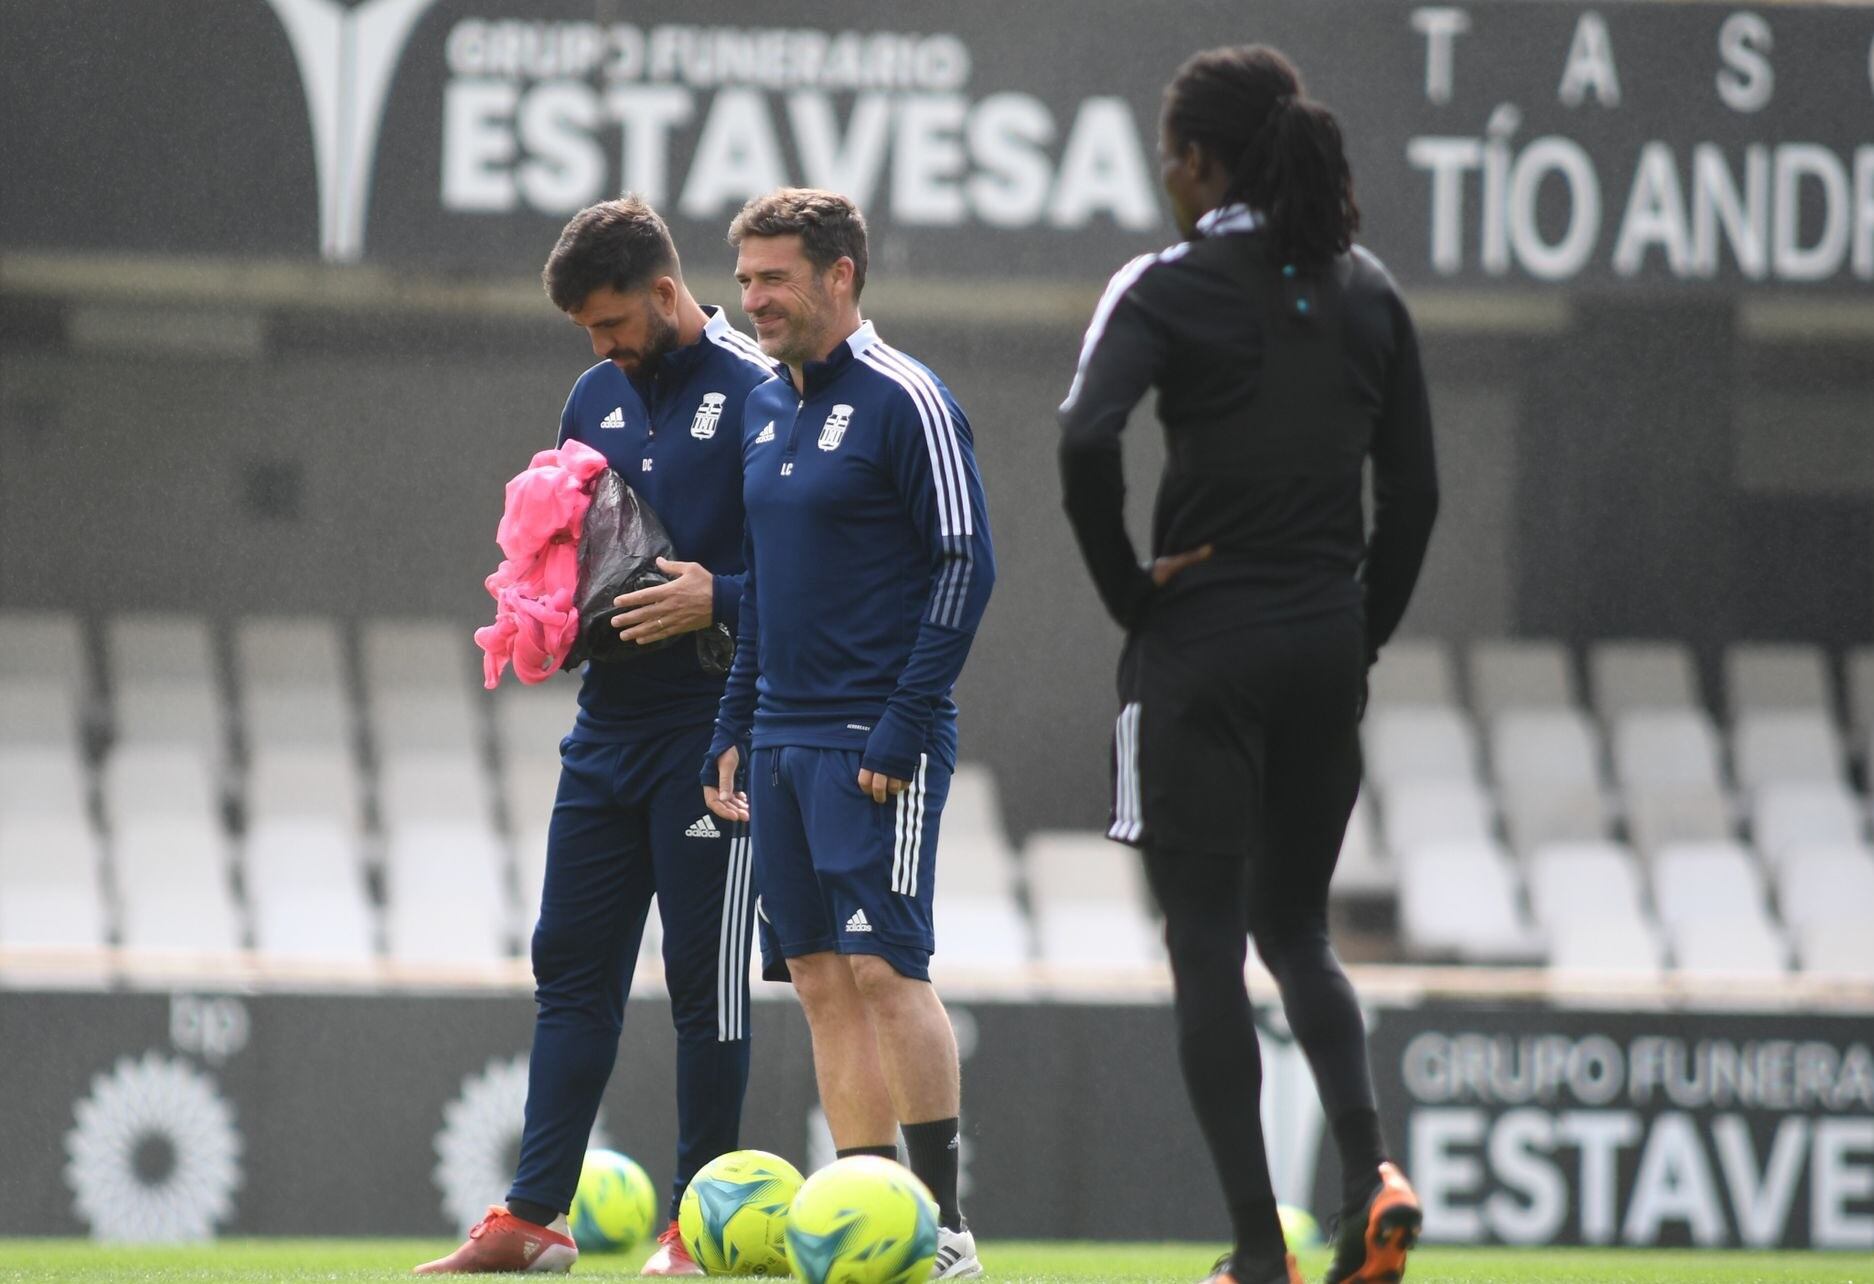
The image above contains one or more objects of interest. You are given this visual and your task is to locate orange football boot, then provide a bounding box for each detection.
[1324,1162,1423,1283]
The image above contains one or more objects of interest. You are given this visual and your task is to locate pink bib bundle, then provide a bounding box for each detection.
[474,439,609,688]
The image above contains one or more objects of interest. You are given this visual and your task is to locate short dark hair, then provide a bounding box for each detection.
[1163,45,1360,264]
[542,196,680,312]
[727,188,868,298]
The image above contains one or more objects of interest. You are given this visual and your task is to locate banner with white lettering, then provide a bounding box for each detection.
[3,1,1869,290]
[1374,1006,1874,1251]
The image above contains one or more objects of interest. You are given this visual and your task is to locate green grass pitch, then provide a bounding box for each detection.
[0,1240,1864,1284]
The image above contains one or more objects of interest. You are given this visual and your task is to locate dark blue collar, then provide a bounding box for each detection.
[797,320,878,398]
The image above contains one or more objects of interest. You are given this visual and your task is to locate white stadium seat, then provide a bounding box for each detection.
[1795,921,1874,977]
[102,745,220,823]
[1381,779,1495,854]
[378,749,494,827]
[105,612,215,688]
[361,617,480,697]
[0,746,89,821]
[1751,782,1864,868]
[382,820,512,964]
[246,745,365,835]
[1366,639,1458,708]
[113,815,242,953]
[1626,781,1735,858]
[1525,841,1648,932]
[937,764,1023,899]
[0,816,109,950]
[1669,917,1788,977]
[0,609,89,694]
[1847,646,1874,745]
[372,687,483,756]
[1732,710,1844,789]
[1023,831,1160,970]
[1396,841,1540,963]
[233,615,347,694]
[492,680,581,760]
[1491,709,1602,789]
[1363,706,1480,787]
[1610,709,1725,790]
[1774,844,1874,930]
[245,818,376,962]
[1724,643,1832,717]
[112,680,229,765]
[1330,790,1393,897]
[0,680,83,748]
[1547,914,1665,976]
[1469,639,1578,718]
[1501,781,1611,855]
[243,685,355,752]
[1649,842,1764,926]
[503,757,564,842]
[513,821,550,931]
[932,892,1036,970]
[1590,640,1700,718]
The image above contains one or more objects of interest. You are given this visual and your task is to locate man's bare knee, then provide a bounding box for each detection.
[789,952,857,1016]
[848,954,921,1008]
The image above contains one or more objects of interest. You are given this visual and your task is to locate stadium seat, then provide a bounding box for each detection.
[1774,844,1874,929]
[502,757,563,841]
[1669,917,1788,977]
[361,617,480,696]
[1525,841,1649,933]
[1795,920,1874,977]
[1363,706,1480,787]
[1395,841,1540,962]
[1501,781,1612,855]
[933,892,1036,969]
[1724,643,1832,717]
[1847,646,1874,746]
[101,745,220,823]
[0,746,89,820]
[1731,710,1845,788]
[1589,640,1700,718]
[111,681,230,767]
[937,764,1021,899]
[245,817,376,962]
[1609,709,1725,790]
[1380,779,1495,853]
[512,821,550,931]
[1366,639,1459,708]
[233,615,347,695]
[0,680,82,749]
[243,685,356,754]
[113,815,243,953]
[105,612,216,688]
[492,680,581,760]
[378,749,495,827]
[1626,781,1736,857]
[0,816,108,950]
[1469,639,1578,718]
[382,820,512,964]
[1546,914,1665,975]
[1751,782,1865,868]
[0,609,89,695]
[1330,790,1393,897]
[1022,831,1161,970]
[1491,709,1603,789]
[372,687,483,756]
[1649,841,1765,926]
[245,745,366,835]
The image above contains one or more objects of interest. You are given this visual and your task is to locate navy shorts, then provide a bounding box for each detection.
[750,745,949,982]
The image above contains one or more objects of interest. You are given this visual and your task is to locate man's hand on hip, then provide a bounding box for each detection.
[613,557,714,644]
[705,746,749,822]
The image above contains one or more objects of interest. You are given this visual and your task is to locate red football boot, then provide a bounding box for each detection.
[640,1220,703,1277]
[413,1205,578,1275]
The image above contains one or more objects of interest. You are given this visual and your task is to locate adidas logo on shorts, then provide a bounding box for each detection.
[845,909,873,933]
[685,816,723,839]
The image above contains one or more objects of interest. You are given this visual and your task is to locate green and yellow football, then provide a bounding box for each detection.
[677,1148,805,1275]
[784,1156,940,1284]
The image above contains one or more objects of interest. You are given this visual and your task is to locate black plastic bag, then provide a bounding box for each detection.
[564,468,734,674]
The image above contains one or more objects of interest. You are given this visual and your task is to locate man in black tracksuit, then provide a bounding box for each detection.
[1057,44,1438,1284]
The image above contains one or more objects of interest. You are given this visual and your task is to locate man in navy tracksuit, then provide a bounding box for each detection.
[702,189,994,1280]
[419,198,772,1277]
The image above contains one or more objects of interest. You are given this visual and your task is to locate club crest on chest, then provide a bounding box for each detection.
[818,403,854,451]
[691,392,726,439]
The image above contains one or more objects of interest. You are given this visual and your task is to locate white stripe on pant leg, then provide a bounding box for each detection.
[892,784,909,895]
[717,831,734,1041]
[1109,704,1130,840]
[1110,703,1142,841]
[906,755,928,896]
[727,831,751,1039]
[1126,704,1143,841]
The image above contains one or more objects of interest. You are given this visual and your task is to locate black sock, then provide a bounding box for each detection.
[506,1197,559,1228]
[1228,1196,1289,1281]
[900,1118,962,1231]
[836,1144,899,1160]
[1332,1107,1387,1209]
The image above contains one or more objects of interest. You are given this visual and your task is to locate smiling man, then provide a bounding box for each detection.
[702,188,995,1280]
[418,196,774,1277]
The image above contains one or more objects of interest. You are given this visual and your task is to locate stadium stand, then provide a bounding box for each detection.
[3,614,1871,984]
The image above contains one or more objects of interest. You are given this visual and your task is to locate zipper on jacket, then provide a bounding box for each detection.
[781,396,806,461]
